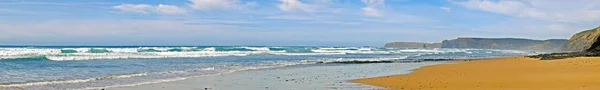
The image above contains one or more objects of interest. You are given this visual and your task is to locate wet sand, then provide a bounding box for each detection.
[107,62,444,90]
[352,57,600,90]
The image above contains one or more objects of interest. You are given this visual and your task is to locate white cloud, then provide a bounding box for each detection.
[451,0,528,15]
[361,0,385,17]
[272,0,356,25]
[277,0,317,12]
[276,0,340,13]
[357,0,434,23]
[450,0,600,22]
[187,0,257,10]
[440,7,451,12]
[113,4,188,15]
[112,4,154,14]
[0,1,115,6]
[115,0,257,15]
[362,7,382,17]
[157,4,188,15]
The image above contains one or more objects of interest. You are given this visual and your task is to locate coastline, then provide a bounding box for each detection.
[352,56,600,90]
[0,47,534,90]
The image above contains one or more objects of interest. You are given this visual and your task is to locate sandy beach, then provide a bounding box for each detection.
[352,57,600,90]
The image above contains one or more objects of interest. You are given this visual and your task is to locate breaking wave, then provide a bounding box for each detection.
[0,73,148,88]
[0,46,553,90]
[0,47,544,61]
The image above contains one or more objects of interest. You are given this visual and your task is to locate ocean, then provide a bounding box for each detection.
[0,46,546,89]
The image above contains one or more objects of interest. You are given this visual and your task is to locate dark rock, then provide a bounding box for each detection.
[421,59,458,61]
[530,51,600,60]
[327,60,394,64]
[531,26,600,60]
[528,52,579,60]
[384,42,442,48]
[562,27,600,51]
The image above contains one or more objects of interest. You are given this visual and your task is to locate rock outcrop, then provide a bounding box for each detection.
[441,38,568,51]
[384,42,441,48]
[530,26,600,60]
[562,27,600,52]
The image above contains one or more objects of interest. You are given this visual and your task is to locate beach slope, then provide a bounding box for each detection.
[352,57,600,90]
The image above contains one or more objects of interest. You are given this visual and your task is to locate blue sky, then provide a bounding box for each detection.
[0,0,599,46]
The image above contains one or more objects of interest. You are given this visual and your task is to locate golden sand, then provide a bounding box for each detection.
[352,57,600,90]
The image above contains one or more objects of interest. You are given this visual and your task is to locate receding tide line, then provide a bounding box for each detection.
[76,58,407,89]
[79,64,299,90]
[79,77,188,90]
[0,73,148,88]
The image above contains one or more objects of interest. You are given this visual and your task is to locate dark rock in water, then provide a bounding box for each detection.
[316,61,325,64]
[441,37,567,51]
[528,52,600,60]
[326,59,463,64]
[327,60,394,64]
[384,42,442,48]
[421,59,457,61]
[528,53,579,60]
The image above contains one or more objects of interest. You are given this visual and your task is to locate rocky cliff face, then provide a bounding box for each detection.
[562,27,600,52]
[441,38,568,51]
[530,26,600,60]
[384,42,441,48]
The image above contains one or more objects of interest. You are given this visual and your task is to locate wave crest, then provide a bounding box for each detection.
[0,47,543,61]
[0,73,148,88]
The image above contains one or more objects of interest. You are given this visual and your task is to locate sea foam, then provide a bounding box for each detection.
[0,47,543,61]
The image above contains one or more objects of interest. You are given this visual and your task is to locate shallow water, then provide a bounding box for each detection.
[0,46,544,90]
[111,62,446,90]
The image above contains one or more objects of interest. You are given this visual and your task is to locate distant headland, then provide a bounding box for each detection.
[385,38,568,51]
[386,26,600,60]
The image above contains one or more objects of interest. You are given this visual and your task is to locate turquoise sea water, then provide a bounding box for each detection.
[0,46,547,89]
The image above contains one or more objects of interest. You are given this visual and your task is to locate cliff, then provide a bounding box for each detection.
[530,26,600,60]
[384,42,441,48]
[441,38,568,51]
[562,27,600,52]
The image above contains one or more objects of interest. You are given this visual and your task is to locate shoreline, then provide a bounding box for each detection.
[0,57,523,90]
[352,56,600,90]
[91,57,500,90]
[108,62,446,90]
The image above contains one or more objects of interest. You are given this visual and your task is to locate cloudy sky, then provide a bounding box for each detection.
[1,0,599,46]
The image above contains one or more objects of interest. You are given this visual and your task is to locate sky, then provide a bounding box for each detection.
[1,0,600,46]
